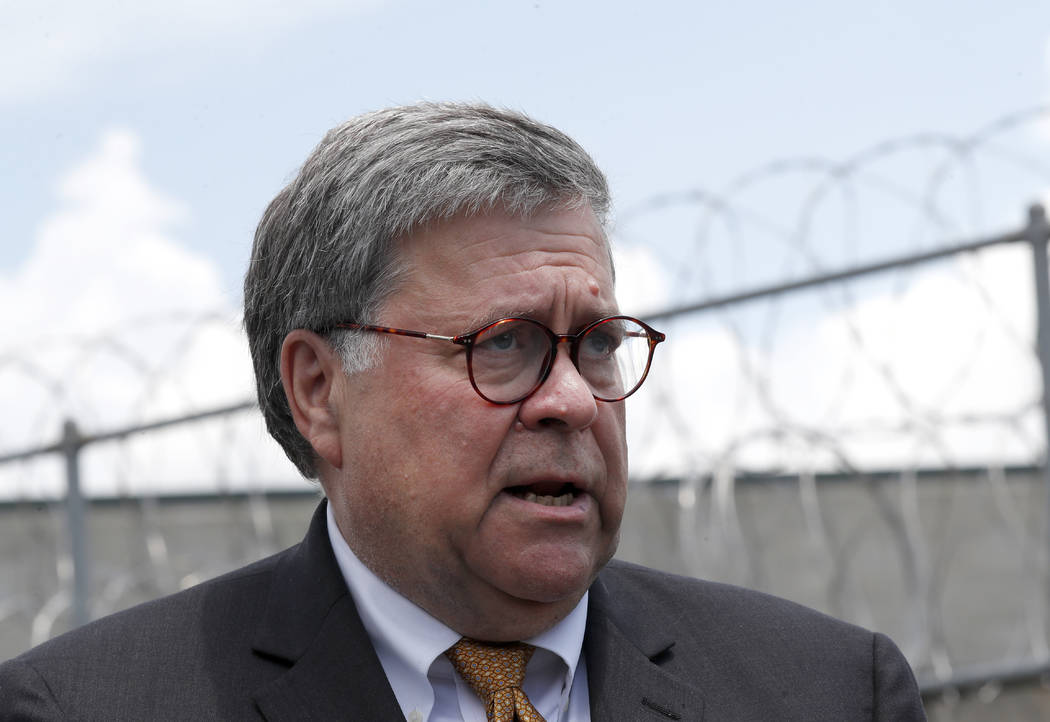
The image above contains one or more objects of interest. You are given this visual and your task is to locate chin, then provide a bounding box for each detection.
[502,551,608,604]
[512,577,589,605]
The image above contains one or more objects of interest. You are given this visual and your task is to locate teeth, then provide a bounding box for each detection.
[517,491,573,507]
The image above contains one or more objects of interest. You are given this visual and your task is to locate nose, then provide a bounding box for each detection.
[516,345,598,431]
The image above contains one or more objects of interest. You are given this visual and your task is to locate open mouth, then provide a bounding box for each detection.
[508,482,579,507]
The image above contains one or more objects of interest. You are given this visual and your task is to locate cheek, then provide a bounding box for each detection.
[598,403,628,464]
[353,384,518,503]
[417,392,515,464]
[596,405,629,517]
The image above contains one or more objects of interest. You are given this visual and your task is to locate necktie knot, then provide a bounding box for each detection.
[446,638,546,721]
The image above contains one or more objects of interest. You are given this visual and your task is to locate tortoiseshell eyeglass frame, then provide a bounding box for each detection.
[322,315,666,405]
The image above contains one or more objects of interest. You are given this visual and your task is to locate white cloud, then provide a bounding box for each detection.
[0,129,299,498]
[1,0,383,103]
[612,242,672,316]
[763,249,1039,468]
[1,129,218,341]
[615,238,1041,478]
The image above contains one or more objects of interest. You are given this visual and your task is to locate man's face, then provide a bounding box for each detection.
[324,205,627,640]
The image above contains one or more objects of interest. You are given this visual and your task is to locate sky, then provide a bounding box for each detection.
[3,0,1050,496]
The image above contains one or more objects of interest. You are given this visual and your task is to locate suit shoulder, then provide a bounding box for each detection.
[595,561,925,719]
[599,559,874,644]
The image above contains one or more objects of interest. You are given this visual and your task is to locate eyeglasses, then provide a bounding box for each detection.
[326,316,665,404]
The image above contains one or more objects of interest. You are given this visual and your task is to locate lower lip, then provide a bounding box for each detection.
[501,489,592,520]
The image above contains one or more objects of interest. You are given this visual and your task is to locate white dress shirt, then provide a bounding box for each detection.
[326,504,591,721]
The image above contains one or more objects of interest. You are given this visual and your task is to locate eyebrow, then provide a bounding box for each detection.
[461,307,622,333]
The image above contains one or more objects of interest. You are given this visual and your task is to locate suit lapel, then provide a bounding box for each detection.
[250,502,406,721]
[246,505,706,720]
[586,570,706,721]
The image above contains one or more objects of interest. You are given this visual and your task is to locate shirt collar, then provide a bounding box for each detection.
[327,503,459,679]
[525,589,588,684]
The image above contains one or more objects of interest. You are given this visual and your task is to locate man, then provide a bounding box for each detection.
[0,103,926,720]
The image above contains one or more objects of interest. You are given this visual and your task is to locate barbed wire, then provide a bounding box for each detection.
[4,108,1050,715]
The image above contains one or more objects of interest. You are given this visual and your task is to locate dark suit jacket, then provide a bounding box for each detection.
[0,502,925,720]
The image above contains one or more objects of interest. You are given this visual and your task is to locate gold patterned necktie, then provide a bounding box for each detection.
[445,638,547,722]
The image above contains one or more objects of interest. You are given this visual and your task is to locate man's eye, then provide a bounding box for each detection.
[486,332,517,351]
[583,330,619,357]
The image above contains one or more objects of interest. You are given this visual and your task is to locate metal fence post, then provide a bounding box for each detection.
[1026,203,1050,652]
[61,418,91,627]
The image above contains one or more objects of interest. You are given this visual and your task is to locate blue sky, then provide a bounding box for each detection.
[2,0,1050,493]
[6,0,1049,294]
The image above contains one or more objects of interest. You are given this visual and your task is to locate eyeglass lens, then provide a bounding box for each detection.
[469,317,654,403]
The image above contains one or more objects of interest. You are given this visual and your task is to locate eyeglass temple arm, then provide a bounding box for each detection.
[334,320,664,345]
[626,329,666,343]
[331,322,456,343]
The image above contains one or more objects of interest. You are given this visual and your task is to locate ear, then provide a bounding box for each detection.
[280,329,345,470]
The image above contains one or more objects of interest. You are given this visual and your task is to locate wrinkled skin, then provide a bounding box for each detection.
[284,206,627,641]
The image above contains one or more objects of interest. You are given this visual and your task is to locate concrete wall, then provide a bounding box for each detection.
[2,472,1048,718]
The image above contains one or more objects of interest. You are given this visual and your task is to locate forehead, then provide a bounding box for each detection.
[391,207,617,328]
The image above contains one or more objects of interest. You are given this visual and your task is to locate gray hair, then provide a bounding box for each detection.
[244,101,611,478]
